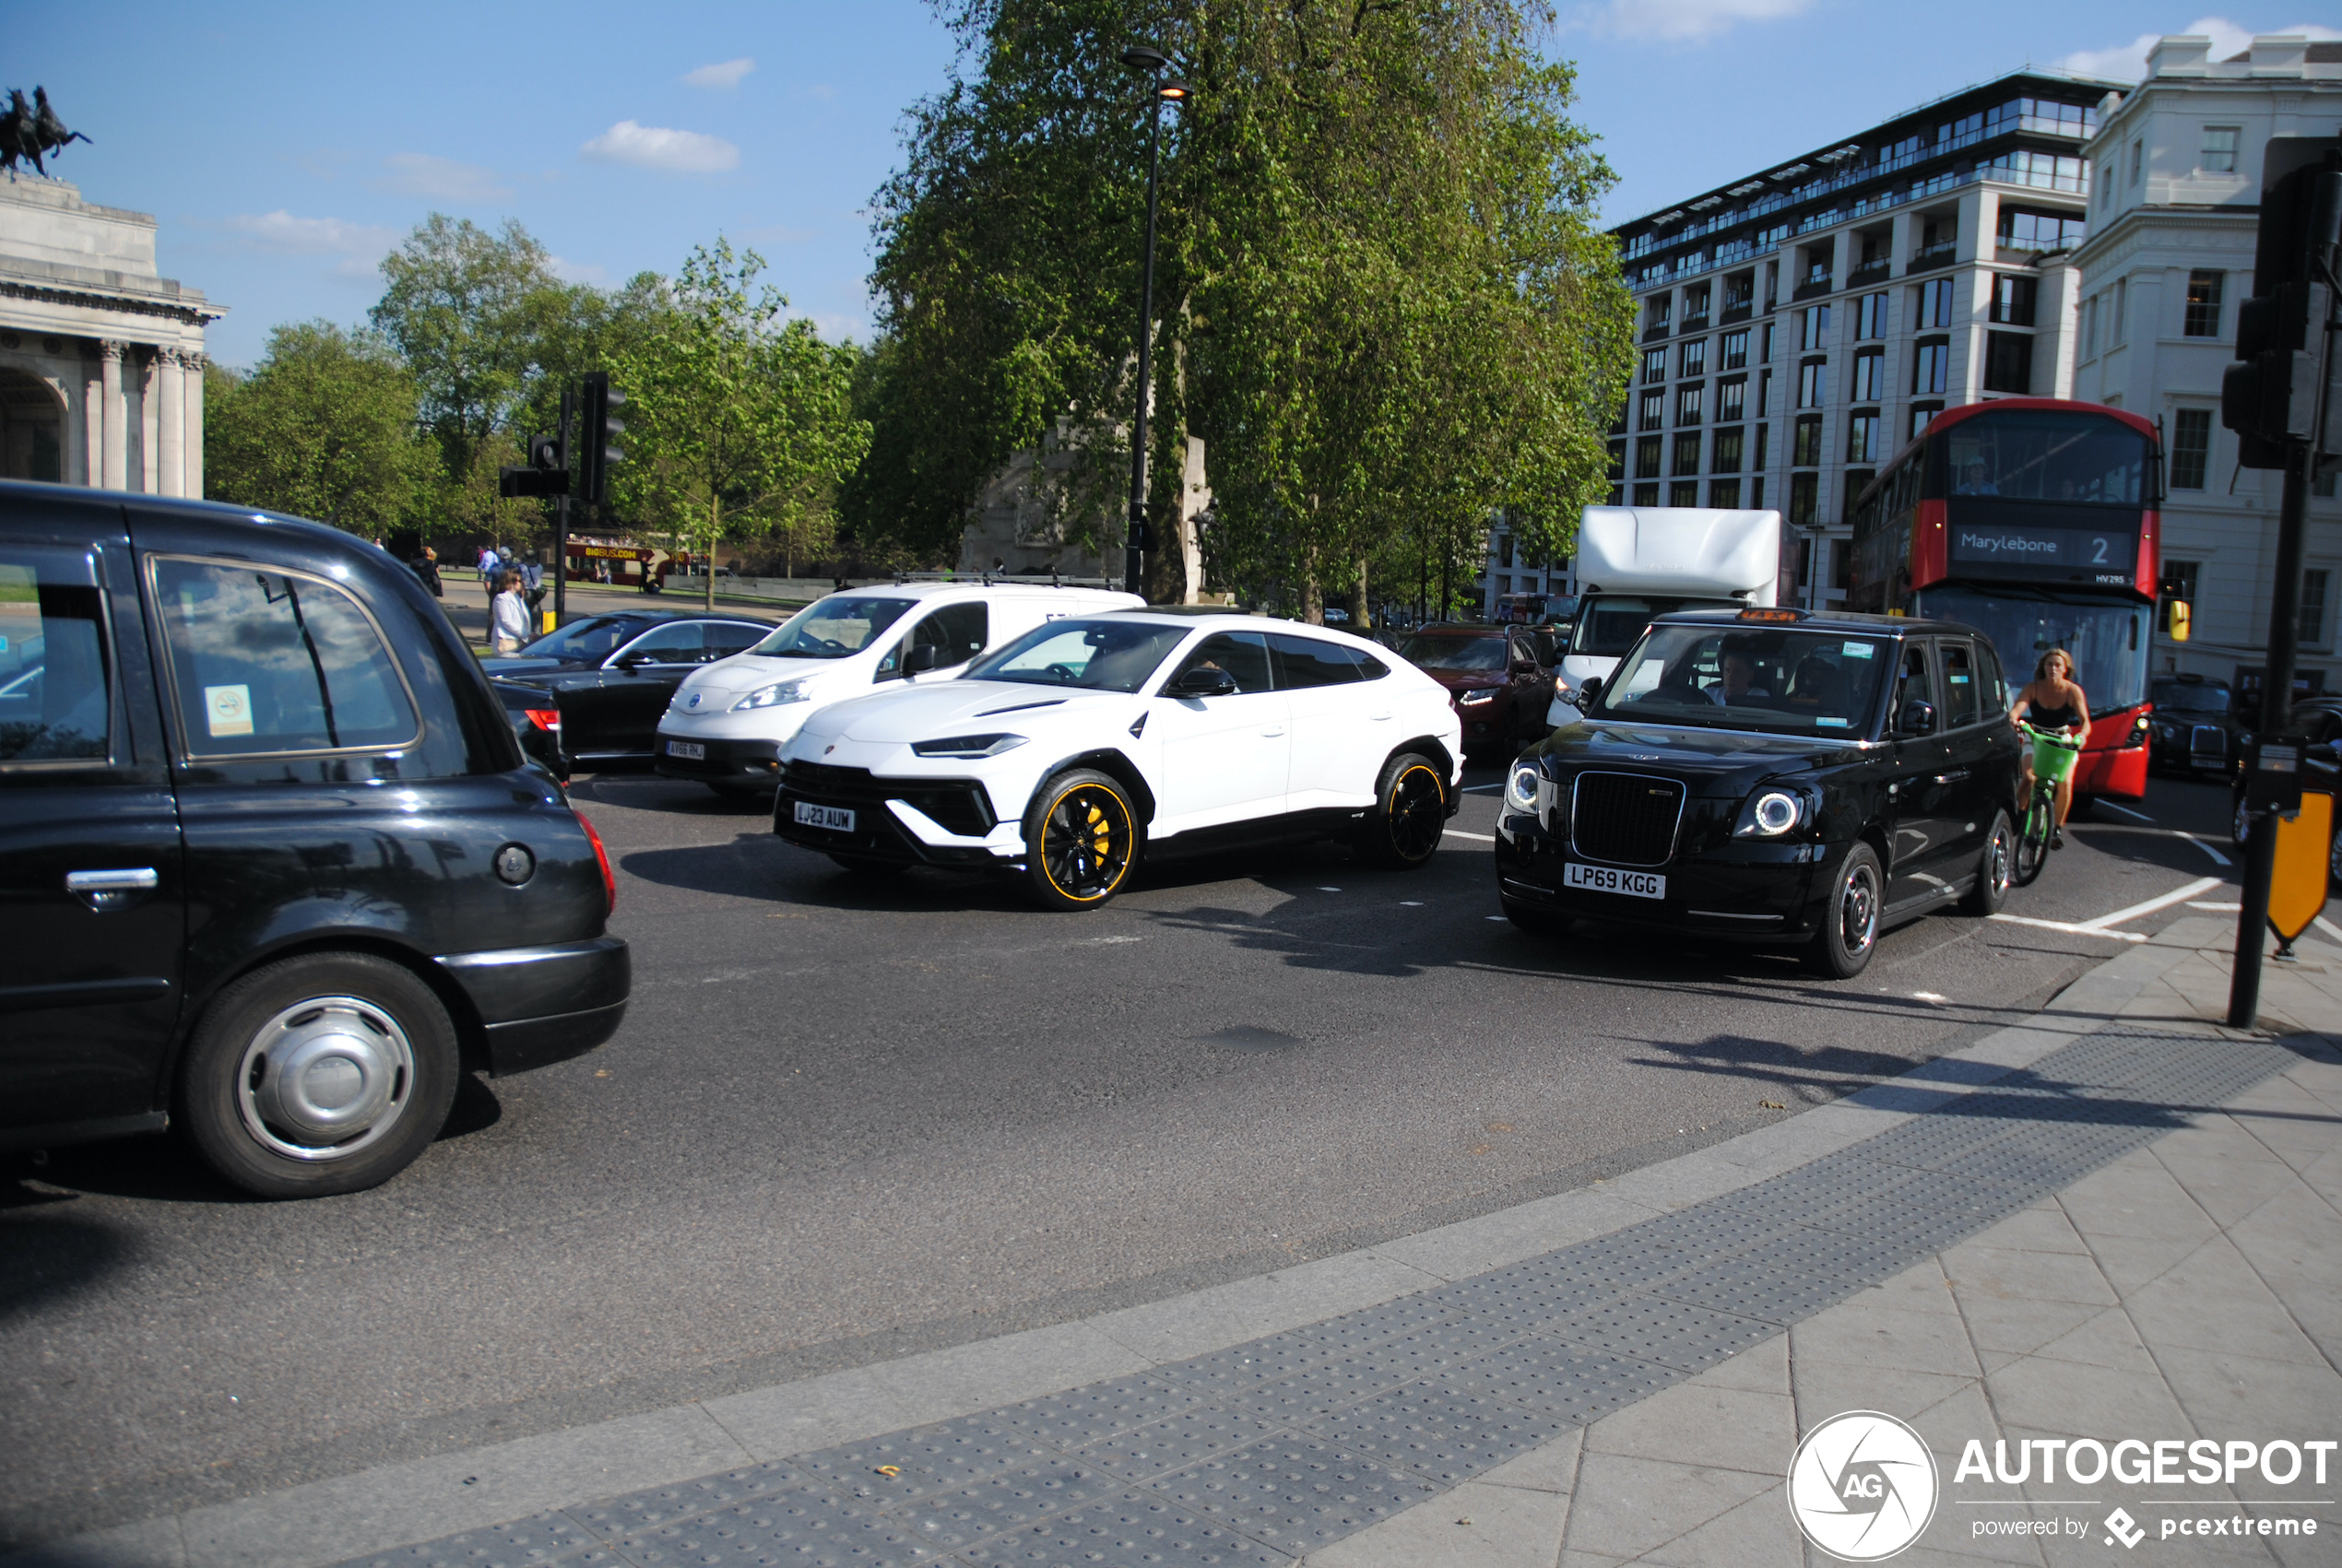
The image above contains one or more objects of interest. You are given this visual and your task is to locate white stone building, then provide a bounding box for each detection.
[1591,69,2116,613]
[0,177,220,494]
[2071,34,2342,698]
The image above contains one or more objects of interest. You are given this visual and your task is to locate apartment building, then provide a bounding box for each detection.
[2072,34,2342,698]
[1593,69,2116,610]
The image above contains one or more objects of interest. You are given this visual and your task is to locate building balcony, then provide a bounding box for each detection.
[1721,301,1753,325]
[1643,323,1672,343]
[1907,242,1958,274]
[1682,312,1709,334]
[1792,277,1835,301]
[1846,259,1892,289]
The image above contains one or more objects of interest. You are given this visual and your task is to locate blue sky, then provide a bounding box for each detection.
[18,3,2337,368]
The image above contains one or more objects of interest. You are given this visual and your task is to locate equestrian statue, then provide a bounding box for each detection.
[1,87,92,178]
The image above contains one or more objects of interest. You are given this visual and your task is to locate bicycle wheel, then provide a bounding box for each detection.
[2012,793,2052,888]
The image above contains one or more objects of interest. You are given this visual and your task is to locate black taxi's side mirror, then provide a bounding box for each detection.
[1573,676,1603,708]
[1898,699,1939,737]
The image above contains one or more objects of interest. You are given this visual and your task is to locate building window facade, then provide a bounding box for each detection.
[1642,348,1666,384]
[2202,126,2239,173]
[1636,435,1664,479]
[1721,329,1749,371]
[1851,348,1885,402]
[1997,208,2087,252]
[1712,426,1745,472]
[1846,411,1880,464]
[1989,275,2037,325]
[1633,482,1660,506]
[1855,292,1888,339]
[1709,477,1742,508]
[1679,338,1708,378]
[1789,470,1819,527]
[1640,390,1664,430]
[1793,415,1824,467]
[1754,422,1770,472]
[2170,408,2213,489]
[1797,360,1827,408]
[2301,571,2331,648]
[1915,277,1953,330]
[1910,401,1942,441]
[1670,479,1699,508]
[2183,271,2224,337]
[1982,332,2033,395]
[1673,431,1702,477]
[1913,338,1950,395]
[1799,304,1831,352]
[1718,375,1746,422]
[1677,384,1705,425]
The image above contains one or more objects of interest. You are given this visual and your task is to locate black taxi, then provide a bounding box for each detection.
[1,484,629,1197]
[1493,607,2020,977]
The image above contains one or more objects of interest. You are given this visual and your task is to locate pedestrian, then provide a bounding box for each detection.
[480,544,503,602]
[523,558,546,616]
[407,544,444,598]
[490,570,530,654]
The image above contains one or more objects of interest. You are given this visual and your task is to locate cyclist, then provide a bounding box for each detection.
[2011,648,2089,849]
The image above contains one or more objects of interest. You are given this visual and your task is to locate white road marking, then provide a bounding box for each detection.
[1461,784,1504,793]
[1319,886,1343,892]
[1914,991,1948,1002]
[1988,913,2149,942]
[1486,914,1508,921]
[2320,915,2342,944]
[2096,800,2156,822]
[2076,875,2226,931]
[1400,901,1425,907]
[2075,825,2230,867]
[1445,829,1497,843]
[2189,902,2243,913]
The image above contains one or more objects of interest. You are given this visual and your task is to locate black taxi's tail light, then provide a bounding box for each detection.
[575,810,616,916]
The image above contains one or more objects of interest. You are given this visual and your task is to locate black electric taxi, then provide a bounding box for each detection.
[1,484,629,1197]
[1492,607,2021,978]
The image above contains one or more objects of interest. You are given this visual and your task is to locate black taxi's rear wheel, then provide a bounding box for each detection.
[1355,752,1448,870]
[1022,770,1138,911]
[176,953,459,1198]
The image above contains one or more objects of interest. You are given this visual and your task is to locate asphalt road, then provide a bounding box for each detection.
[0,760,2255,1549]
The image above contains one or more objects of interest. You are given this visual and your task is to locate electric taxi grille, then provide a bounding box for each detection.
[781,761,995,837]
[1569,772,1686,867]
[2189,725,2226,765]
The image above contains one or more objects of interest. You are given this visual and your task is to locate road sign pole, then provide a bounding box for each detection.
[554,383,573,626]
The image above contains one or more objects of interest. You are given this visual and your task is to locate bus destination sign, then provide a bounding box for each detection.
[1948,524,2136,580]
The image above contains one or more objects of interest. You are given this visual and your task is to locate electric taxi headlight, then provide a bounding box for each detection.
[1457,688,1498,705]
[1506,764,1542,811]
[733,679,811,711]
[910,733,1029,759]
[1738,789,1803,838]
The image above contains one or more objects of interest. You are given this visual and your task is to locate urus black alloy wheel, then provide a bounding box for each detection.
[1024,771,1137,909]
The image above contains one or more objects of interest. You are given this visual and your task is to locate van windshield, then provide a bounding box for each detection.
[750,596,915,660]
[1590,624,1893,737]
[1569,596,1743,657]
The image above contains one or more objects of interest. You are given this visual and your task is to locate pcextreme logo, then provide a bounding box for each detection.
[1788,1411,1940,1561]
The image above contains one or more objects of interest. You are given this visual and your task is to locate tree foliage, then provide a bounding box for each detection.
[203,322,434,540]
[859,0,1634,613]
[613,240,870,608]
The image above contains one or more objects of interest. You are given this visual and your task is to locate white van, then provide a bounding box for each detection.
[1545,506,1785,726]
[653,582,1141,794]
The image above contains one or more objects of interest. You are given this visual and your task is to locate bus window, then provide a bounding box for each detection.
[1940,410,2149,503]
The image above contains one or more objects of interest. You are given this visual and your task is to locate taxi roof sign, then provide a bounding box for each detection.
[1737,607,1807,623]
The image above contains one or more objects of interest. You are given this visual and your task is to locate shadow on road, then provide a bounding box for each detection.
[0,1206,138,1316]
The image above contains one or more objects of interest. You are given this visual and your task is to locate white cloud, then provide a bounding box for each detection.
[684,56,755,88]
[2058,16,2342,82]
[219,210,397,257]
[376,152,514,203]
[549,254,612,285]
[581,120,741,173]
[1569,0,1815,42]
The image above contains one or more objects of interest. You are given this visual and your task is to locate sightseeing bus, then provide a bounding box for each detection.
[1849,399,2160,803]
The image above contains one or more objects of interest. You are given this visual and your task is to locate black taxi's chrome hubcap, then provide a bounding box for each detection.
[1839,861,1879,955]
[1387,767,1445,859]
[1043,786,1130,899]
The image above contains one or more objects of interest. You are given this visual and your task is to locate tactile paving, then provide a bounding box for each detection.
[1153,1434,1437,1554]
[325,1029,2311,1568]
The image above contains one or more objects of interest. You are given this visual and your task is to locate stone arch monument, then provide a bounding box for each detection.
[0,175,223,493]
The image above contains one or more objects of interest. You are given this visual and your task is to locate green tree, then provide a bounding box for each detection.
[203,322,436,540]
[864,0,1632,612]
[370,215,571,481]
[614,240,871,609]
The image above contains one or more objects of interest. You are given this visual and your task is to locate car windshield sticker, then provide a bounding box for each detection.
[1816,716,1851,727]
[204,684,254,737]
[1841,641,1876,659]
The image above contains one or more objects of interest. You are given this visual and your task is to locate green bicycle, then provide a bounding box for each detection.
[2013,720,2084,887]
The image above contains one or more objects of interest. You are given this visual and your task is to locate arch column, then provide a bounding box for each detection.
[99,340,128,490]
[158,348,184,497]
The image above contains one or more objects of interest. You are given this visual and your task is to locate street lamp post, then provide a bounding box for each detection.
[1119,46,1189,600]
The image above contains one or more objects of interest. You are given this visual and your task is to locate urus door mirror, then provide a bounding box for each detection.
[1166,666,1239,699]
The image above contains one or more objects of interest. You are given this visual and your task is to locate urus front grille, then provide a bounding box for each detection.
[1570,772,1687,867]
[782,760,995,837]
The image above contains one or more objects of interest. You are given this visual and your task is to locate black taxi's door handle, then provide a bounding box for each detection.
[1932,769,1969,784]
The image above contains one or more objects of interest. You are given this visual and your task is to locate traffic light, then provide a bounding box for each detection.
[498,430,570,499]
[2221,140,2342,469]
[580,371,626,504]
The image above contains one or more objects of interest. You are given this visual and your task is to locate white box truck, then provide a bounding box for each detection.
[1545,507,1787,726]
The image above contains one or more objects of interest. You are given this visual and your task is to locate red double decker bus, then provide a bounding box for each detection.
[1849,399,2161,803]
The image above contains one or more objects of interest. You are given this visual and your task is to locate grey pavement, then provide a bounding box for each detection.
[9,914,2336,1568]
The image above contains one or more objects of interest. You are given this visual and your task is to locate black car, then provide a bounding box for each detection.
[0,485,629,1197]
[2148,673,2241,775]
[483,610,773,773]
[1495,607,2021,978]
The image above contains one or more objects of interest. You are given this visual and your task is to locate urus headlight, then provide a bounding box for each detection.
[910,733,1029,759]
[1734,787,1808,838]
[1457,688,1498,705]
[734,678,812,711]
[1506,763,1543,812]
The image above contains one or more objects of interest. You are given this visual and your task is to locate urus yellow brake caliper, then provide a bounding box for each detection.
[1088,803,1109,855]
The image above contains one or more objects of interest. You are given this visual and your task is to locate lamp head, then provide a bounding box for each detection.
[1119,44,1169,73]
[1156,77,1192,102]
